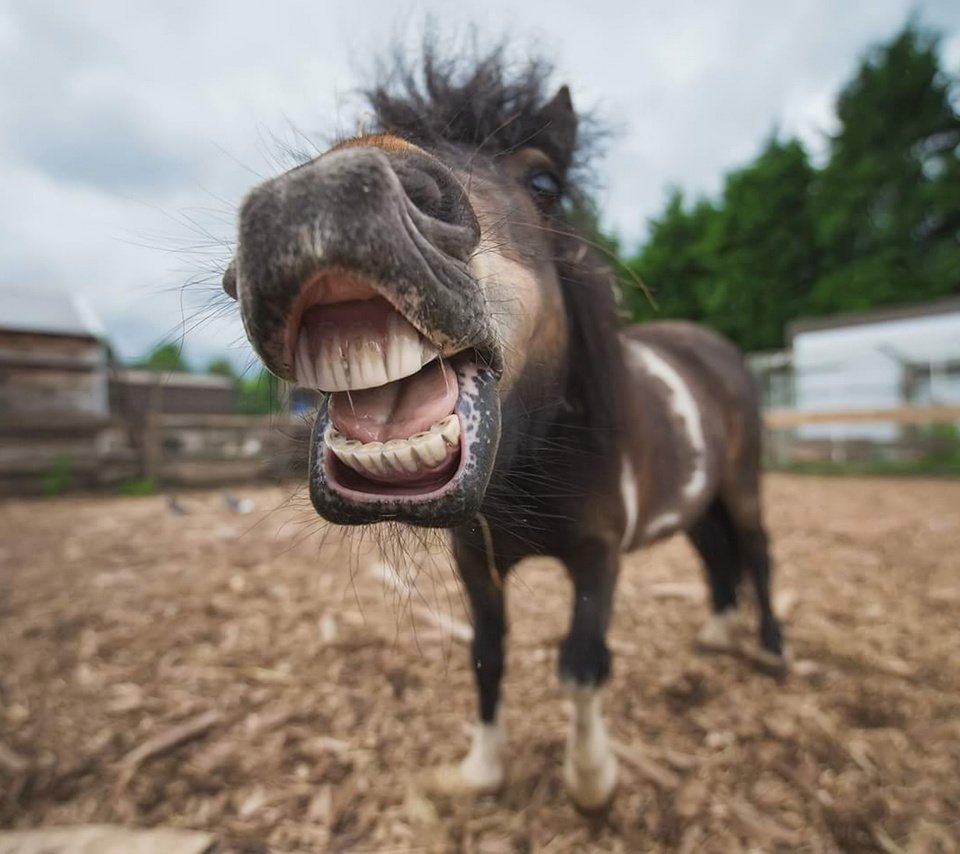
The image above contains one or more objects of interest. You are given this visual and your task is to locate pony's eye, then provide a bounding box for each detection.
[527,170,562,204]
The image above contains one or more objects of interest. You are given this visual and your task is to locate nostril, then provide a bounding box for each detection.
[393,157,480,260]
[395,158,472,227]
[400,169,444,220]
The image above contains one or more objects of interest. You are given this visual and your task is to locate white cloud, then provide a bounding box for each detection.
[0,0,957,366]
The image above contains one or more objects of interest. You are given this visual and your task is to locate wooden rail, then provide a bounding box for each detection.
[139,412,311,485]
[154,413,308,429]
[765,405,960,429]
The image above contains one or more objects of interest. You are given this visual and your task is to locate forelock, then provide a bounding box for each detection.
[363,40,594,174]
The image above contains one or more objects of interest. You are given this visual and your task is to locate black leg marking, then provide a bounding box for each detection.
[418,524,508,797]
[453,525,506,724]
[687,500,742,616]
[558,538,618,687]
[738,527,784,659]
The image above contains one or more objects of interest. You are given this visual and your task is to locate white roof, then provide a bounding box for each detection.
[0,286,106,339]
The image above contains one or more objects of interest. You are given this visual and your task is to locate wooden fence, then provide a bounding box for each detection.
[0,413,311,496]
[765,404,960,429]
[3,405,958,496]
[141,414,311,486]
[0,415,137,495]
[763,405,960,468]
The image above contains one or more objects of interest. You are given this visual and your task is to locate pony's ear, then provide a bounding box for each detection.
[535,85,578,174]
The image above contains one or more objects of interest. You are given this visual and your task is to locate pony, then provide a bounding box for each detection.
[221,46,785,810]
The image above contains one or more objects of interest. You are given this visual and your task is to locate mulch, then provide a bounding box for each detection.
[1,475,958,852]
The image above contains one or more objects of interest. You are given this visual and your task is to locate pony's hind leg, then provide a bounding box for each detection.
[558,537,620,811]
[720,482,788,672]
[737,524,786,671]
[688,500,743,652]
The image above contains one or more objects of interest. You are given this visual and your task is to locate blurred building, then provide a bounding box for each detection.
[0,287,251,494]
[746,348,795,410]
[0,286,109,418]
[110,369,236,422]
[0,287,122,494]
[789,298,960,440]
[288,386,322,416]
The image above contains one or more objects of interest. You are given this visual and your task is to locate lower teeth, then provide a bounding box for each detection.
[326,415,460,477]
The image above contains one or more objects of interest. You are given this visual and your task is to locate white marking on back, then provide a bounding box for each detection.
[619,454,638,551]
[644,511,681,540]
[627,340,708,507]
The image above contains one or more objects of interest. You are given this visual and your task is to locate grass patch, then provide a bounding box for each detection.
[41,454,73,497]
[117,477,157,496]
[775,456,960,477]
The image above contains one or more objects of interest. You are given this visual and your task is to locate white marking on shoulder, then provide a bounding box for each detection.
[627,341,707,500]
[619,454,638,551]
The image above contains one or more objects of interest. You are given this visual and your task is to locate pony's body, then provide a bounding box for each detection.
[445,319,780,808]
[224,47,785,810]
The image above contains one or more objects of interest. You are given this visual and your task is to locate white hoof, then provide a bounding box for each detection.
[564,685,618,811]
[696,609,740,652]
[424,760,504,797]
[750,644,792,675]
[422,719,505,797]
[564,746,618,811]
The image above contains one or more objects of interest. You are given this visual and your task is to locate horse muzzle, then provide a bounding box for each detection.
[229,144,503,526]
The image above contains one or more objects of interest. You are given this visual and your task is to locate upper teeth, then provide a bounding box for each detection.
[296,313,438,391]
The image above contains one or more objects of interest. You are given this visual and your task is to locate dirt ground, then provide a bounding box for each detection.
[1,475,959,852]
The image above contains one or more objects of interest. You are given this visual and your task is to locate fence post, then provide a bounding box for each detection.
[141,375,163,482]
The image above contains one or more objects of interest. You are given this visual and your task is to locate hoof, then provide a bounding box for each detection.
[696,610,741,653]
[564,750,618,813]
[421,760,504,798]
[421,719,506,798]
[749,645,791,678]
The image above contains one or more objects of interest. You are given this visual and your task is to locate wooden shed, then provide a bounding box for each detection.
[0,286,109,417]
[0,288,304,494]
[110,369,236,422]
[0,287,136,494]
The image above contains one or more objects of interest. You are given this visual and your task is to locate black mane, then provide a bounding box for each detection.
[365,43,596,178]
[369,44,625,474]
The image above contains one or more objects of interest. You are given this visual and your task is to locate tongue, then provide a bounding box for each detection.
[329,359,458,443]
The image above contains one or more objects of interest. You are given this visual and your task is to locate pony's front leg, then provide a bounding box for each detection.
[559,537,619,811]
[427,525,507,795]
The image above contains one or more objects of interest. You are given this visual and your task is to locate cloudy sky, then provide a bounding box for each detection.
[2,1,958,370]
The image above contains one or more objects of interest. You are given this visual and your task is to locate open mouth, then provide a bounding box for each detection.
[324,357,463,495]
[289,271,501,520]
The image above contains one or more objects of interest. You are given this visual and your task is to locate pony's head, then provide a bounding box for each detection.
[223,47,621,527]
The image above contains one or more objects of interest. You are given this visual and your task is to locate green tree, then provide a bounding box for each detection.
[812,23,960,313]
[236,369,283,415]
[137,342,190,372]
[699,136,820,350]
[625,189,718,324]
[625,22,959,350]
[206,357,237,379]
